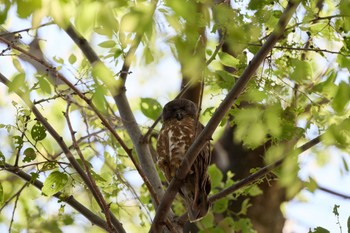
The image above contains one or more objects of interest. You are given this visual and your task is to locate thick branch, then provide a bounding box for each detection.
[150,0,302,231]
[210,135,321,202]
[64,18,165,204]
[1,163,110,230]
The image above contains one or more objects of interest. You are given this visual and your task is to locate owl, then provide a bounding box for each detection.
[156,99,211,222]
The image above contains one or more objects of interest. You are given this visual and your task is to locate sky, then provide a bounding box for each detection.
[1,4,350,233]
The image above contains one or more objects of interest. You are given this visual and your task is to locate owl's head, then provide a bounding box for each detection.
[162,99,197,121]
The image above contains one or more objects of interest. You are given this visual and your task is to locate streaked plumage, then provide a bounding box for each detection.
[156,99,211,222]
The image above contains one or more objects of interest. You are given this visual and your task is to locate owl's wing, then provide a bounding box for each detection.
[185,123,212,222]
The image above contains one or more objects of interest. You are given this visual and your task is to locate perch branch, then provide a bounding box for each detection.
[150,0,302,231]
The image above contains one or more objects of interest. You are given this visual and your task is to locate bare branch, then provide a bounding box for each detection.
[150,0,302,231]
[248,43,350,56]
[318,185,350,199]
[0,22,54,38]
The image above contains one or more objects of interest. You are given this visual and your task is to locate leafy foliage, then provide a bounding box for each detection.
[0,0,349,232]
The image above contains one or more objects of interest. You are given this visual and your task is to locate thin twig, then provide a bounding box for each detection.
[8,185,22,233]
[318,185,350,199]
[65,102,114,233]
[248,44,349,56]
[0,22,54,37]
[0,183,27,212]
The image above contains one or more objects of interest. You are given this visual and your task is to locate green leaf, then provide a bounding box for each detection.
[23,147,36,162]
[322,118,350,149]
[215,70,236,89]
[290,59,312,82]
[337,54,350,72]
[42,171,68,196]
[75,2,99,33]
[347,216,350,233]
[213,198,228,214]
[0,1,10,24]
[239,198,251,215]
[0,182,4,205]
[30,172,39,184]
[53,56,64,64]
[0,151,5,165]
[233,107,267,148]
[310,227,330,233]
[218,217,235,231]
[248,0,270,10]
[333,204,340,216]
[140,98,162,120]
[218,52,240,68]
[68,54,77,64]
[342,156,349,172]
[42,162,58,171]
[91,62,118,92]
[12,57,24,72]
[37,75,52,94]
[31,122,47,142]
[305,177,318,192]
[98,40,116,48]
[246,184,262,197]
[8,73,26,93]
[17,0,42,18]
[208,164,223,189]
[332,81,350,113]
[13,135,24,149]
[92,85,107,113]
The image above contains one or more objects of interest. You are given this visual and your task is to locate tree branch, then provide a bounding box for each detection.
[1,163,110,230]
[150,0,302,231]
[318,185,350,199]
[65,103,114,232]
[176,135,322,223]
[64,17,165,203]
[248,44,349,56]
[210,135,321,202]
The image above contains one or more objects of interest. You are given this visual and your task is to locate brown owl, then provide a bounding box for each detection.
[156,99,211,222]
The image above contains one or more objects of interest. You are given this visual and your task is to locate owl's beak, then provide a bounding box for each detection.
[176,111,183,120]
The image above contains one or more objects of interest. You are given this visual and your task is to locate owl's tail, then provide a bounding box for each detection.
[188,190,211,222]
[182,174,211,222]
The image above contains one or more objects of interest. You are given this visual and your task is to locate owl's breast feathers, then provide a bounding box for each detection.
[156,116,211,222]
[156,116,196,180]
